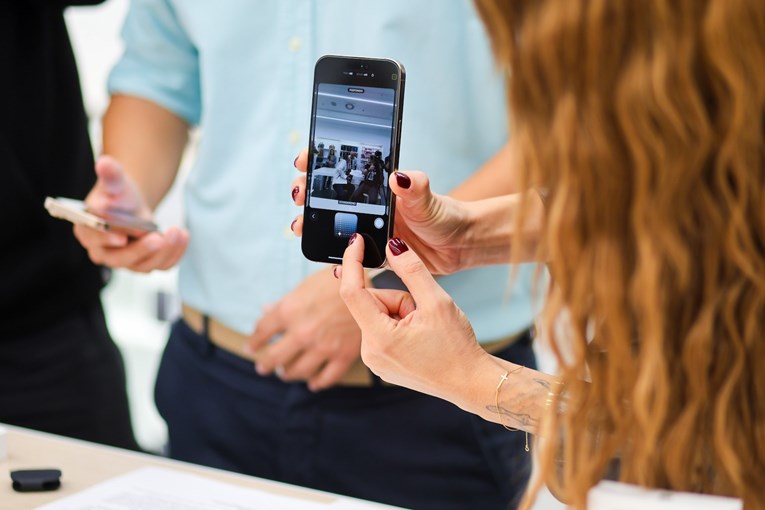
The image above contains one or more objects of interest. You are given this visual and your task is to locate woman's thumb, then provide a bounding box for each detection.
[390,170,435,217]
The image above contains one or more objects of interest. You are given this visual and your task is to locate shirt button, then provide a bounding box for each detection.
[288,36,302,52]
[288,130,301,145]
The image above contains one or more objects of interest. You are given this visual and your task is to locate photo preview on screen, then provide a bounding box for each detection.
[308,83,394,223]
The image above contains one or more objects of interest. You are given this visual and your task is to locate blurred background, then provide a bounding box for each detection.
[65,3,562,507]
[67,0,178,454]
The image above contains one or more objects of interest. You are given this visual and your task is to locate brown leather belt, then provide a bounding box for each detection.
[182,304,528,388]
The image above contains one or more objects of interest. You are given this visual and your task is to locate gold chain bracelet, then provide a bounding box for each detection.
[495,366,529,452]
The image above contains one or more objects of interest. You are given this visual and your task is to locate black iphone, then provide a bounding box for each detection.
[301,55,405,268]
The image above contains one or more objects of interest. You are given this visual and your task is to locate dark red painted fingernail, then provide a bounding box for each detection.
[348,233,358,246]
[389,237,409,256]
[292,186,299,201]
[293,156,298,168]
[332,266,339,279]
[395,172,411,189]
[290,219,297,232]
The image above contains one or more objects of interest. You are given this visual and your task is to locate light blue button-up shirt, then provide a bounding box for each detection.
[109,0,544,342]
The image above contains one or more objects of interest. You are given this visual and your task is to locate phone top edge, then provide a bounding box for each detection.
[315,54,404,68]
[312,55,405,86]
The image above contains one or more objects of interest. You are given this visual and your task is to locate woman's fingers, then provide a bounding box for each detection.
[388,170,434,215]
[290,215,303,236]
[290,175,307,206]
[295,148,309,173]
[290,152,309,239]
[383,237,451,312]
[367,288,417,320]
[339,235,393,323]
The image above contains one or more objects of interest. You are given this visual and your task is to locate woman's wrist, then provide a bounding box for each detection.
[437,347,506,418]
[461,191,544,267]
[437,340,560,434]
[459,195,517,268]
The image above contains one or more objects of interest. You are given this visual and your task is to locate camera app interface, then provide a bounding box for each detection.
[308,83,395,221]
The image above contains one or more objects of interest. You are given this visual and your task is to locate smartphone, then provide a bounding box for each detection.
[44,196,158,238]
[301,55,406,268]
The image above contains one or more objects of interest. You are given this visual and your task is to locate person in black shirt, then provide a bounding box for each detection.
[350,151,384,204]
[0,0,138,450]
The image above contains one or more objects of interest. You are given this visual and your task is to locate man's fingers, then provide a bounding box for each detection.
[278,349,326,383]
[131,228,189,272]
[384,238,451,311]
[255,335,299,376]
[83,231,166,268]
[308,358,355,392]
[94,155,128,197]
[156,228,190,269]
[73,223,128,250]
[249,304,284,351]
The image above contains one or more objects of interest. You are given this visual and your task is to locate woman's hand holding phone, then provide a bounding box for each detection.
[73,155,189,273]
[291,149,501,412]
[290,148,473,275]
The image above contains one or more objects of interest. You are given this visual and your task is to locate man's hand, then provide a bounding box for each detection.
[247,267,362,392]
[73,155,189,272]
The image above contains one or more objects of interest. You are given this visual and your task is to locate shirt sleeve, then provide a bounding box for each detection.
[107,0,201,125]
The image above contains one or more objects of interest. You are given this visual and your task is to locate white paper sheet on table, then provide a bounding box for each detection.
[588,480,742,510]
[35,466,401,510]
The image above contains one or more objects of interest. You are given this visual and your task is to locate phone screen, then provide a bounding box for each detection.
[302,56,405,267]
[91,207,159,236]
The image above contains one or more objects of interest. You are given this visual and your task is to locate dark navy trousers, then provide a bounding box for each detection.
[0,299,137,450]
[155,319,536,510]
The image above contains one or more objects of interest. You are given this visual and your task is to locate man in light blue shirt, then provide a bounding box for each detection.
[74,1,541,509]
